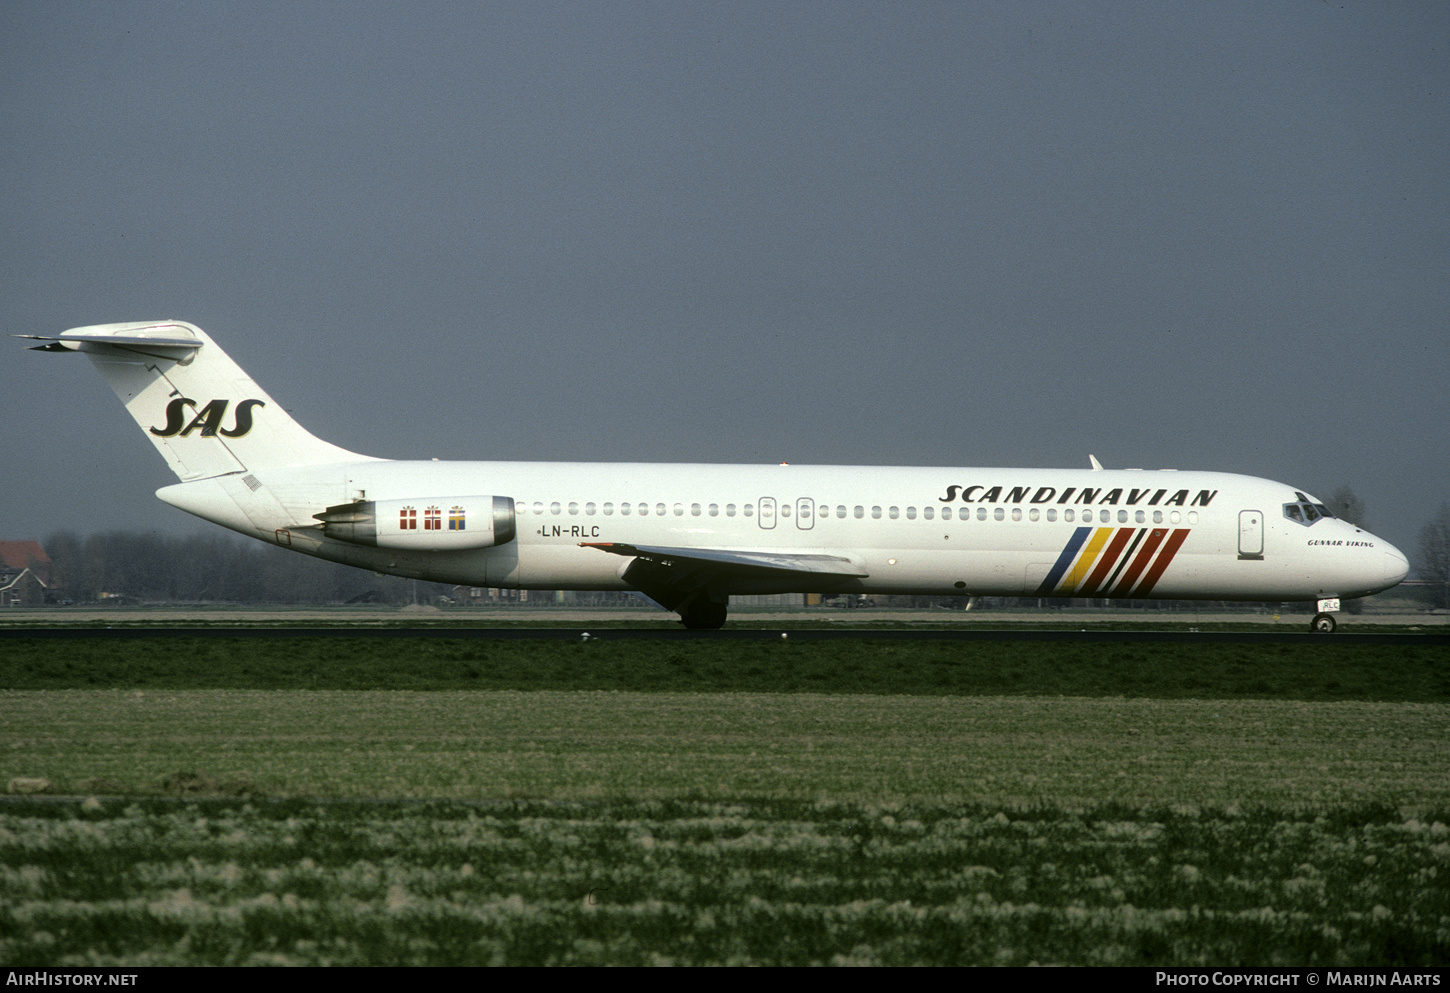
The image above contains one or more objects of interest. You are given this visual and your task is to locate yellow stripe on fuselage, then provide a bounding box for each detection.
[1059,527,1114,593]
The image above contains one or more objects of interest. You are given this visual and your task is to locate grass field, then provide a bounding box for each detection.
[2,690,1448,807]
[2,637,1447,965]
[3,798,1446,966]
[3,636,1447,699]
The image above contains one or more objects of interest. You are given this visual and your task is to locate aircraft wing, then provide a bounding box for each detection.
[580,541,868,611]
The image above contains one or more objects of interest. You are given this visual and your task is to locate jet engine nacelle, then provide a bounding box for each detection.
[316,496,516,550]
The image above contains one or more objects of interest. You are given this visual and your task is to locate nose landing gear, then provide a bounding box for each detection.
[1310,597,1341,634]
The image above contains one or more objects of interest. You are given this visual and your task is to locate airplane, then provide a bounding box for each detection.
[22,321,1409,632]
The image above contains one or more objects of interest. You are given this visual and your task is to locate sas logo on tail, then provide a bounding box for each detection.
[149,398,265,438]
[1036,526,1191,598]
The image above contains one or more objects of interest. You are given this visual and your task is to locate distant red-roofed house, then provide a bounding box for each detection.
[0,541,51,584]
[0,541,52,606]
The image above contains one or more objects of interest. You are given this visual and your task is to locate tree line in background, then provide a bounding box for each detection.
[1418,501,1450,609]
[32,487,1450,608]
[42,531,449,605]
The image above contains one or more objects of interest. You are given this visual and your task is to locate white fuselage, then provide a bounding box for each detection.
[158,460,1409,602]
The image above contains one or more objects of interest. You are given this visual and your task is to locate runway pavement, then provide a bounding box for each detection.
[2,625,1446,644]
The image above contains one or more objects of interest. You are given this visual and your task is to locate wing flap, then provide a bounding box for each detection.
[580,541,867,612]
[580,541,868,577]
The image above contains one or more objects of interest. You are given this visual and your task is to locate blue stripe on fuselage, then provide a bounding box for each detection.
[1036,526,1093,594]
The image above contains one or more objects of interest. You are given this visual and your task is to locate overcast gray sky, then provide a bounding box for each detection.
[3,1,1446,557]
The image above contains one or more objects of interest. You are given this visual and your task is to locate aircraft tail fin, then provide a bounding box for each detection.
[23,321,372,481]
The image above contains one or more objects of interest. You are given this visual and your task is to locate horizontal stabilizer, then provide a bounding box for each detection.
[16,323,204,361]
[17,332,203,351]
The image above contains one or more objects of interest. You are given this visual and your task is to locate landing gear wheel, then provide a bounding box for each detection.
[679,600,728,630]
[1310,612,1337,634]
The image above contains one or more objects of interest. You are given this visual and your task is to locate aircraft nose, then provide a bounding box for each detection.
[1380,542,1410,589]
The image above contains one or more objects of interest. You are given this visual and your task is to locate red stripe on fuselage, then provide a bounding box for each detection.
[1108,528,1167,596]
[1128,528,1191,597]
[1101,527,1148,594]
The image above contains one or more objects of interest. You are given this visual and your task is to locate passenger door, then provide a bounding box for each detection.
[1238,510,1263,560]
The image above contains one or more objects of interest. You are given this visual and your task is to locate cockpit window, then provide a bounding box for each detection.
[1284,492,1334,527]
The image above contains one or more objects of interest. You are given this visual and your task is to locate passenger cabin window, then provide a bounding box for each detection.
[923,506,934,520]
[1046,509,1056,521]
[585,503,596,515]
[726,504,736,516]
[708,504,719,517]
[690,503,701,516]
[620,503,630,515]
[994,508,1004,521]
[941,507,952,520]
[871,506,882,519]
[889,507,899,519]
[906,507,916,520]
[976,507,986,521]
[550,502,562,515]
[1012,508,1022,521]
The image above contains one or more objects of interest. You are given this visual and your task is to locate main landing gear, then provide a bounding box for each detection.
[678,597,728,630]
